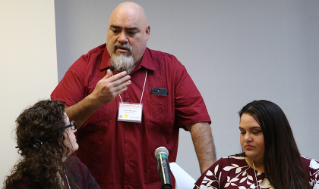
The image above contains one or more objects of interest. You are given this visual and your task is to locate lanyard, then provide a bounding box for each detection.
[65,173,71,189]
[251,159,260,189]
[119,69,148,104]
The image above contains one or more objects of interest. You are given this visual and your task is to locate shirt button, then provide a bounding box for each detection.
[126,159,130,163]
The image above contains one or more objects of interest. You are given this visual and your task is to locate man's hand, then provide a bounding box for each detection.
[91,69,131,105]
[66,69,131,129]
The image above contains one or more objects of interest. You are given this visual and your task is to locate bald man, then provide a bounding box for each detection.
[51,2,216,189]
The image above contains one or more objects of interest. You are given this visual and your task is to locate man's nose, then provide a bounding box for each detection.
[118,31,128,43]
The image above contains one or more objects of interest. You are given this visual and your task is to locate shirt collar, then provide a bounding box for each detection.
[100,46,112,71]
[100,46,156,72]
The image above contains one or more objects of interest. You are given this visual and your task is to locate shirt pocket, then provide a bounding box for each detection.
[148,94,174,127]
[145,94,175,149]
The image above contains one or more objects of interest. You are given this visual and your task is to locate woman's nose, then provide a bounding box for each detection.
[245,133,252,141]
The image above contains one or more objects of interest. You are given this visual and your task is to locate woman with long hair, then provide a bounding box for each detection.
[194,100,319,189]
[3,100,100,189]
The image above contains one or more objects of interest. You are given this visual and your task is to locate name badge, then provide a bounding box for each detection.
[118,102,143,123]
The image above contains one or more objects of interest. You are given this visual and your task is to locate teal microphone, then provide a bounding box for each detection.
[155,147,172,189]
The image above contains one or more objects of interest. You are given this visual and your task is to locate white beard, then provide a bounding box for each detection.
[110,53,135,74]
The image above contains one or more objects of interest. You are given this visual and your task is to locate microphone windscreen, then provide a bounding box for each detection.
[155,146,169,157]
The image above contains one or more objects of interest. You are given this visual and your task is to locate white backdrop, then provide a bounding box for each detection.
[0,1,57,187]
[0,0,318,186]
[55,0,319,180]
[2,0,317,187]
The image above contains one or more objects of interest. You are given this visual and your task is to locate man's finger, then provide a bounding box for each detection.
[103,69,113,79]
[110,71,128,81]
[114,80,131,93]
[116,86,128,96]
[112,74,131,87]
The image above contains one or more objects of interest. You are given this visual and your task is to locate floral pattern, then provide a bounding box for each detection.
[194,155,319,189]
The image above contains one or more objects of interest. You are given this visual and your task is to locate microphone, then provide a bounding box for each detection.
[155,147,172,189]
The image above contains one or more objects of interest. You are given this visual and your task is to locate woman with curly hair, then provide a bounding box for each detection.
[194,100,319,189]
[3,100,101,189]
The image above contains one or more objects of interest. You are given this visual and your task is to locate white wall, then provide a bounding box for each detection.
[0,1,57,187]
[0,0,316,185]
[55,0,319,179]
[54,0,319,180]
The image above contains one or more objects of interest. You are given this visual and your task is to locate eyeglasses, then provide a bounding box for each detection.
[65,121,76,130]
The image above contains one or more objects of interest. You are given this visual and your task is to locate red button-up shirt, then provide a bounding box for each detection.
[51,44,211,189]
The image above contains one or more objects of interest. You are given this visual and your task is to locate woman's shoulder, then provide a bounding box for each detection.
[301,156,319,188]
[194,154,247,189]
[301,156,319,171]
[66,157,101,189]
[204,154,247,174]
[65,156,89,177]
[66,156,89,172]
[216,154,246,165]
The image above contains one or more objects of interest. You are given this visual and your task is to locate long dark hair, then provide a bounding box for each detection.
[239,100,311,189]
[3,100,74,189]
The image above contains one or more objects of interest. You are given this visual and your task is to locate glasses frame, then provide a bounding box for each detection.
[65,121,77,130]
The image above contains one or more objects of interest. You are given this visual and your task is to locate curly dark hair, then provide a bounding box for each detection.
[3,100,75,189]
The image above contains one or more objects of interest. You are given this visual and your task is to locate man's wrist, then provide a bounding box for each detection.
[85,93,105,108]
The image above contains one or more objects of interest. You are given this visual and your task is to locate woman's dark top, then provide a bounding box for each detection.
[13,156,101,189]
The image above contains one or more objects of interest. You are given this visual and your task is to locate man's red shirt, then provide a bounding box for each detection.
[51,44,211,189]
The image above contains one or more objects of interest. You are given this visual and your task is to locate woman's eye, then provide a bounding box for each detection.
[240,131,246,135]
[252,131,262,134]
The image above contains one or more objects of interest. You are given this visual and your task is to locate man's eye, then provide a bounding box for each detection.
[128,31,136,35]
[113,30,120,34]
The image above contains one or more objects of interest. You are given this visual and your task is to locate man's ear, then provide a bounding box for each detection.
[146,25,150,41]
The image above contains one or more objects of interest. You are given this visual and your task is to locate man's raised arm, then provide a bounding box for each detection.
[66,69,131,129]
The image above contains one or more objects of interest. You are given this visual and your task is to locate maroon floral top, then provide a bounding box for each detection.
[194,155,319,189]
[13,156,100,189]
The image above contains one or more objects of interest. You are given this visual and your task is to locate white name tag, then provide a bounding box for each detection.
[118,102,143,123]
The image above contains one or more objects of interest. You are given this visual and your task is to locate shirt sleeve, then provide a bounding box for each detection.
[51,55,88,107]
[173,57,211,127]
